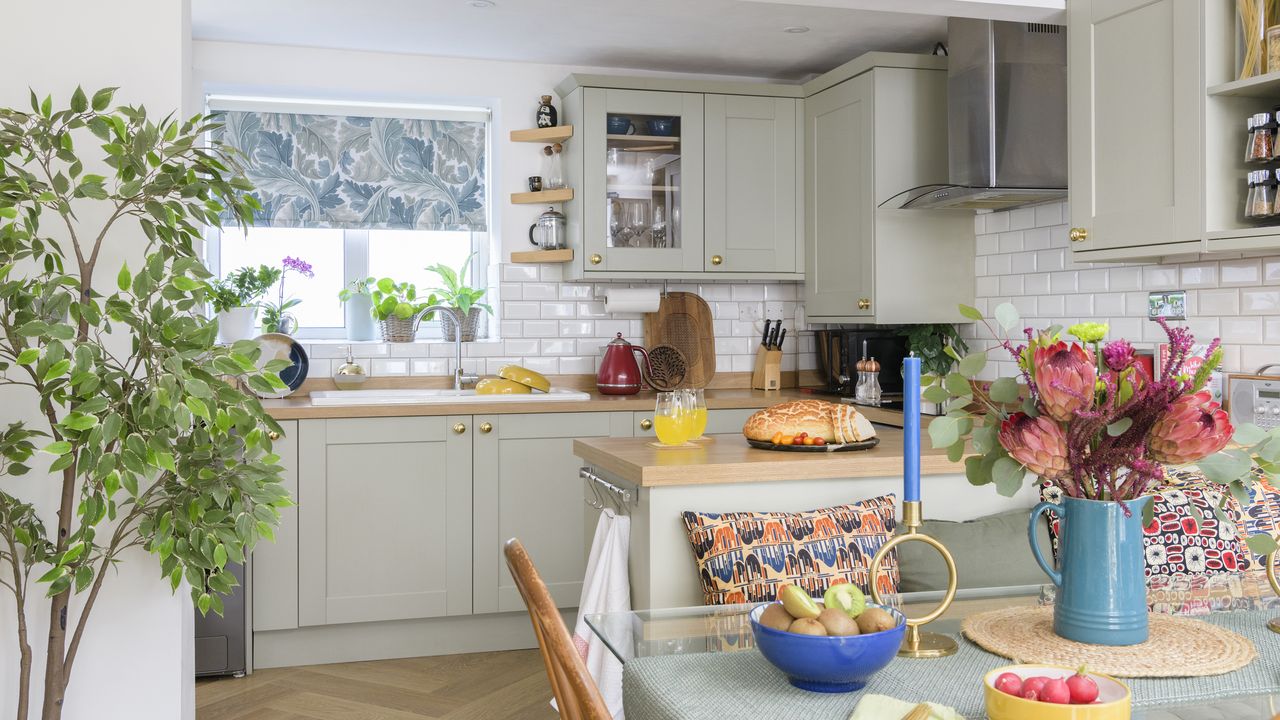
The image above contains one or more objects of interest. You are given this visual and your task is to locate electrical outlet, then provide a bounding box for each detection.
[738,303,763,323]
[1147,290,1187,321]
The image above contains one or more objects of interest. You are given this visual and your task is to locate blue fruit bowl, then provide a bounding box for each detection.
[749,602,905,693]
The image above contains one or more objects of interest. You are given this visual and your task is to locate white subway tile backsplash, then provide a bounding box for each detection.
[999,232,1025,254]
[1010,251,1036,275]
[1009,206,1036,231]
[522,282,558,300]
[987,253,1013,276]
[412,359,449,376]
[1050,271,1078,294]
[1025,273,1051,295]
[1222,317,1262,343]
[1220,259,1261,286]
[1109,266,1142,291]
[1037,295,1065,316]
[577,301,607,318]
[540,339,576,355]
[1142,265,1178,290]
[1064,294,1094,316]
[976,233,999,256]
[502,264,539,282]
[595,319,629,337]
[504,339,540,355]
[1197,289,1240,316]
[1243,288,1280,314]
[559,284,593,299]
[503,301,541,319]
[522,319,559,337]
[1078,269,1108,292]
[560,356,595,374]
[1022,227,1051,251]
[372,359,410,376]
[732,284,767,301]
[1033,202,1061,228]
[1036,249,1065,272]
[698,284,732,301]
[520,356,560,375]
[1094,293,1125,315]
[999,275,1025,296]
[540,302,576,318]
[1179,263,1218,288]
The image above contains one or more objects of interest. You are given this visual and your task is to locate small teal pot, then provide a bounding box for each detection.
[1029,495,1152,646]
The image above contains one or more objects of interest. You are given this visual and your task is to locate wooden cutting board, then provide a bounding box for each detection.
[643,292,716,388]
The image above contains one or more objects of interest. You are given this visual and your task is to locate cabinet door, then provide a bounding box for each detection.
[705,95,800,273]
[297,417,472,626]
[804,74,875,319]
[472,412,631,614]
[1068,0,1202,251]
[253,420,298,632]
[583,88,705,273]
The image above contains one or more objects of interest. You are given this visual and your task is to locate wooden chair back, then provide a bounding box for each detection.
[503,538,612,720]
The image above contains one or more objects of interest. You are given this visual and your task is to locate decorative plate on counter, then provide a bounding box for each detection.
[746,437,880,453]
[252,333,309,399]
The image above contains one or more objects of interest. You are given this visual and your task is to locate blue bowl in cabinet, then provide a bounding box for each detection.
[646,117,675,136]
[749,602,905,693]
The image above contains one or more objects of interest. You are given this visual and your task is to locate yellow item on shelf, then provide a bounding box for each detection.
[497,364,551,393]
[475,378,533,395]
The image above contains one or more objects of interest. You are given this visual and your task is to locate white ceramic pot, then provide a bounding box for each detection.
[344,294,376,341]
[217,306,259,345]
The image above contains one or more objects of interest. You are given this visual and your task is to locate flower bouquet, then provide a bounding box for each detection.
[925,303,1278,644]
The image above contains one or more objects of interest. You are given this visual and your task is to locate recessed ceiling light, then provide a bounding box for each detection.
[469,0,495,7]
[782,25,810,33]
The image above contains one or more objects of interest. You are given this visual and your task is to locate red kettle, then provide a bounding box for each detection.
[597,333,652,395]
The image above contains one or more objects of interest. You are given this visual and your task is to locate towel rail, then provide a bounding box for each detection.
[580,466,634,510]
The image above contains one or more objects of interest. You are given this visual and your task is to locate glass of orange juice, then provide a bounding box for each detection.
[654,391,691,445]
[685,388,708,440]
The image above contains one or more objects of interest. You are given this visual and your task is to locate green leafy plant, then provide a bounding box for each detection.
[337,276,375,303]
[208,264,280,313]
[899,324,969,378]
[369,277,437,322]
[0,87,290,719]
[425,252,491,316]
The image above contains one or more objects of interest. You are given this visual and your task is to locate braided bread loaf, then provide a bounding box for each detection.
[741,399,876,444]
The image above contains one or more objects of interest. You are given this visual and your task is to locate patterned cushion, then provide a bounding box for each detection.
[680,495,900,606]
[1039,473,1250,578]
[1230,468,1280,569]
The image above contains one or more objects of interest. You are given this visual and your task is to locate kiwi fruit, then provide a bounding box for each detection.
[788,617,827,636]
[759,603,795,632]
[777,585,821,619]
[816,607,860,636]
[855,607,897,634]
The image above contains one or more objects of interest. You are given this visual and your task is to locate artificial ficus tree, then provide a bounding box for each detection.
[0,88,291,719]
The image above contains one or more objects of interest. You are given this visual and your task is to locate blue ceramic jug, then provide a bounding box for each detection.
[1028,495,1152,646]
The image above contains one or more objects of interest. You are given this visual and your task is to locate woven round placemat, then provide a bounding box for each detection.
[961,606,1256,678]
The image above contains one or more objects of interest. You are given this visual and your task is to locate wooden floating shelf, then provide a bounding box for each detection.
[510,248,573,264]
[509,125,574,143]
[1207,72,1280,98]
[510,188,573,204]
[607,134,681,146]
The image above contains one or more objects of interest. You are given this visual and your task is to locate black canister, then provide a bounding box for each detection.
[536,95,558,128]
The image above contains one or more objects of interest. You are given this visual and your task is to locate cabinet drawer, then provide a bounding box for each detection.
[324,416,445,445]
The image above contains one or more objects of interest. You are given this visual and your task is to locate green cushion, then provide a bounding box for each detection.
[898,508,1052,593]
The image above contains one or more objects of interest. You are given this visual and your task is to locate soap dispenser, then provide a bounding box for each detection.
[333,346,367,390]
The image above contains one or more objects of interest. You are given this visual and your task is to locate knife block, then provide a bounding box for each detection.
[751,347,783,391]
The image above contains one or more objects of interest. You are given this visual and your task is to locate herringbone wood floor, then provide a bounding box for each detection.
[196,649,560,720]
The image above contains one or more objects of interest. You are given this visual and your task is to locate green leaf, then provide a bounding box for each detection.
[1106,417,1133,436]
[1142,499,1156,528]
[62,414,98,432]
[43,359,71,383]
[117,263,131,292]
[957,351,987,378]
[70,86,88,113]
[944,372,971,397]
[198,593,212,615]
[922,384,951,404]
[994,302,1021,333]
[928,415,959,449]
[1234,423,1268,447]
[214,544,228,569]
[16,348,39,365]
[41,441,72,456]
[989,377,1021,404]
[958,304,984,321]
[91,87,116,111]
[972,424,997,454]
[946,439,966,462]
[172,276,200,292]
[1246,533,1279,556]
[992,457,1027,497]
[185,396,210,420]
[1196,450,1253,485]
[74,565,94,593]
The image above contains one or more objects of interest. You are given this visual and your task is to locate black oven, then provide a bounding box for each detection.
[813,329,910,404]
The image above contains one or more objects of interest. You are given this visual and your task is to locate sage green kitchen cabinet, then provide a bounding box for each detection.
[296,417,472,626]
[1067,0,1204,256]
[632,408,758,438]
[252,420,298,632]
[803,63,973,324]
[704,95,802,273]
[472,412,632,614]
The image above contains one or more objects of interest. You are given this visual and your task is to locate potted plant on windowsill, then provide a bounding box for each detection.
[209,264,280,343]
[338,276,376,341]
[426,253,492,342]
[370,278,437,342]
[260,256,313,335]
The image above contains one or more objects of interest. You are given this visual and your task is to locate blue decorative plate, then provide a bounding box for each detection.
[253,333,308,399]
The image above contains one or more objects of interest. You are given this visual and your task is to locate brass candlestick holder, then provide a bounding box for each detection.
[869,500,959,658]
[1268,550,1279,635]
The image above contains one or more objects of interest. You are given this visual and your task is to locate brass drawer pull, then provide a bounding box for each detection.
[590,253,603,265]
[453,422,467,434]
[1069,227,1088,243]
[639,418,653,431]
[711,255,723,266]
[858,298,871,310]
[479,422,493,434]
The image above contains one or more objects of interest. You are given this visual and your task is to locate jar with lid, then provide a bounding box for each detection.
[1247,112,1275,162]
[1245,170,1275,219]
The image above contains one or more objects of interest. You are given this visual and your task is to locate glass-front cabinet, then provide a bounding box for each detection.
[581,89,705,273]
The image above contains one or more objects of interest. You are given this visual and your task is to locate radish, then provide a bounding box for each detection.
[1039,678,1071,704]
[1066,666,1100,704]
[993,672,1023,696]
[1021,675,1049,698]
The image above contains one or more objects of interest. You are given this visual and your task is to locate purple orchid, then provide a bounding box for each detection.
[282,256,314,279]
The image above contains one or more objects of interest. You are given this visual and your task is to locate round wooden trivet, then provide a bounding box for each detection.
[961,606,1256,678]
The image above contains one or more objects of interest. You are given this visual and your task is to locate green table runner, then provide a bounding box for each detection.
[623,611,1280,719]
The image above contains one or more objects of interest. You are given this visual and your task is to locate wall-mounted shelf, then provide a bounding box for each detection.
[1207,72,1280,98]
[511,188,574,204]
[607,134,681,144]
[510,248,574,264]
[510,125,574,143]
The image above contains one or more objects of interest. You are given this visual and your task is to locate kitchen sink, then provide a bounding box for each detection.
[308,387,592,406]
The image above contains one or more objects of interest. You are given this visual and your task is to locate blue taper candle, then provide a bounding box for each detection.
[903,354,921,503]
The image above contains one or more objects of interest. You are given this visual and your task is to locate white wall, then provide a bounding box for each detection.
[0,1,195,718]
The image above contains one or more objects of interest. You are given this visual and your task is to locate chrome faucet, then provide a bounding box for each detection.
[413,305,479,391]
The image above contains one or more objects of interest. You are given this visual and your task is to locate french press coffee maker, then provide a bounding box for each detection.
[528,206,566,250]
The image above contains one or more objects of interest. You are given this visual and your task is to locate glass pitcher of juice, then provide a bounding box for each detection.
[654,391,691,445]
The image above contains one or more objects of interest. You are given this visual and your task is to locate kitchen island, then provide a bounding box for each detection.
[574,427,1039,609]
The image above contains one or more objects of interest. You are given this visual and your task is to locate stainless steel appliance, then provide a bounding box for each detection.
[1228,373,1280,430]
[898,18,1067,211]
[194,561,246,677]
[813,329,909,407]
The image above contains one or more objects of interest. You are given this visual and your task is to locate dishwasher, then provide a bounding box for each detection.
[193,560,247,677]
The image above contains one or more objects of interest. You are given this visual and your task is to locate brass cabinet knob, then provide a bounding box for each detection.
[857,298,871,310]
[479,422,493,434]
[639,418,653,431]
[590,253,603,265]
[267,431,280,441]
[710,255,723,266]
[1069,227,1089,243]
[453,422,467,434]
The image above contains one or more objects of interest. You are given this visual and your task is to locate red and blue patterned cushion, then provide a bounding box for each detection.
[1230,468,1280,569]
[681,495,899,606]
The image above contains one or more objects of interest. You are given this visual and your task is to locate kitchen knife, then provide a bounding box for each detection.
[768,322,781,350]
[761,319,773,348]
[776,328,786,351]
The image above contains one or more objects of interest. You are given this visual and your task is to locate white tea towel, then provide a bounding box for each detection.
[567,509,631,718]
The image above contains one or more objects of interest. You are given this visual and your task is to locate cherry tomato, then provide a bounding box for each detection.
[812,437,826,446]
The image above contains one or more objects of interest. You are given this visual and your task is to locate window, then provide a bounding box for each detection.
[203,97,492,340]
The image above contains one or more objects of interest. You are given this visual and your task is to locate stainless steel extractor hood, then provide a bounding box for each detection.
[900,18,1067,211]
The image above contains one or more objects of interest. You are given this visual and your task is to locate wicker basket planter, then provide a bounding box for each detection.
[378,315,419,343]
[440,307,483,342]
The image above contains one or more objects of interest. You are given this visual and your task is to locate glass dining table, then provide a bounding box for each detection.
[585,602,1280,719]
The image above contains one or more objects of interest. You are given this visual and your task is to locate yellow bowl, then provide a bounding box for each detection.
[984,665,1131,720]
[475,378,533,395]
[497,364,550,393]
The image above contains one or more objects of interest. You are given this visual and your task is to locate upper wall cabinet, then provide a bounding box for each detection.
[803,65,974,324]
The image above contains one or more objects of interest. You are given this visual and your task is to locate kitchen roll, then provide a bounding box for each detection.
[604,287,661,314]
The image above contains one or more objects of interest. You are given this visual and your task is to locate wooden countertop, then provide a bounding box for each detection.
[573,426,962,487]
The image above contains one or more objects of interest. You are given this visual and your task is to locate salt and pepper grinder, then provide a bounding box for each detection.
[866,357,882,406]
[536,95,558,128]
[854,358,869,403]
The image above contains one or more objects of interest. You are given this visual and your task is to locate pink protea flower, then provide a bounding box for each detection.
[1102,339,1135,372]
[1033,341,1097,422]
[1147,390,1233,464]
[999,412,1070,481]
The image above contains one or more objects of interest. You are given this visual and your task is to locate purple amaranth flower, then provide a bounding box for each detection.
[1102,339,1135,372]
[282,256,314,278]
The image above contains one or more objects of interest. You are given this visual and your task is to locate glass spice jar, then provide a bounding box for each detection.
[1247,112,1275,162]
[1246,170,1275,219]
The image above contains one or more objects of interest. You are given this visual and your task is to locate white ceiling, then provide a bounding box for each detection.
[190,0,949,82]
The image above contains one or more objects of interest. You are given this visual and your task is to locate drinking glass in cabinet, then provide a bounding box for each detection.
[604,113,683,251]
